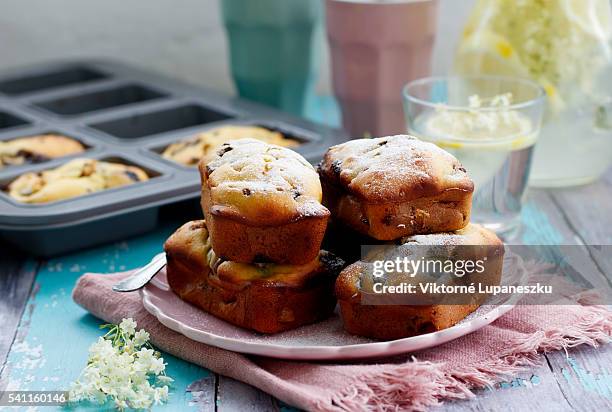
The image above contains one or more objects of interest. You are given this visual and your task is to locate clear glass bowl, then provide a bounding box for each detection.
[403,75,545,237]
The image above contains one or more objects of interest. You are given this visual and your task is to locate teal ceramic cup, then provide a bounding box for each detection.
[220,0,321,116]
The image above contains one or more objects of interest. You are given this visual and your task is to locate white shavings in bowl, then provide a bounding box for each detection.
[429,93,531,141]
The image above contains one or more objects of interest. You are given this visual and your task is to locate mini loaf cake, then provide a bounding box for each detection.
[7,158,148,203]
[164,220,344,334]
[199,138,330,265]
[318,135,474,240]
[0,134,85,169]
[336,224,504,340]
[162,125,299,167]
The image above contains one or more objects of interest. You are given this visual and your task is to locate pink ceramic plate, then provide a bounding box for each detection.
[141,252,526,360]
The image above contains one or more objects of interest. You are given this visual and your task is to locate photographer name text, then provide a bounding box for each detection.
[372,282,553,296]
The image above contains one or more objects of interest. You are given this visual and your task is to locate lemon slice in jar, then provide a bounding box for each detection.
[561,0,612,40]
[455,30,565,114]
[455,30,529,77]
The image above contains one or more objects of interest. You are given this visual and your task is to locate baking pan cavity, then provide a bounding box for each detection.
[88,104,233,139]
[0,111,30,130]
[0,130,93,173]
[0,66,108,96]
[33,84,168,116]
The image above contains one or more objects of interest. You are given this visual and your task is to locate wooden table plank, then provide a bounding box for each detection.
[435,362,574,412]
[543,345,612,410]
[548,168,612,246]
[217,376,279,412]
[0,244,37,375]
[521,191,610,295]
[185,375,217,412]
[548,168,612,283]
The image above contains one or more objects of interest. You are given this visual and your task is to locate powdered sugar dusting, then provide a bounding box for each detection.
[402,223,502,247]
[205,138,327,222]
[321,135,473,202]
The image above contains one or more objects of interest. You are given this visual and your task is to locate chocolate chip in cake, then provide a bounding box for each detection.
[440,201,459,208]
[190,221,207,231]
[242,188,252,196]
[418,321,435,334]
[124,170,141,182]
[381,214,393,226]
[319,251,346,275]
[80,162,95,177]
[378,140,388,146]
[17,150,48,164]
[217,144,233,157]
[291,189,301,199]
[331,160,342,175]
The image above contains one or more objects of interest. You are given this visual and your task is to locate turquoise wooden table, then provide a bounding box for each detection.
[0,98,611,411]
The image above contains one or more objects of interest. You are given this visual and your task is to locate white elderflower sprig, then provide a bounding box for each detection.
[69,318,173,411]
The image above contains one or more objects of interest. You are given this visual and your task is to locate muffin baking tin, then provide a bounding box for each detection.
[0,60,349,256]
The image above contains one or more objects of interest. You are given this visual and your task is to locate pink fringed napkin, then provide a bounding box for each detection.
[73,266,612,411]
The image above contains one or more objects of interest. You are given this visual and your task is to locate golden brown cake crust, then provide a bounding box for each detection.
[318,135,473,203]
[161,125,299,167]
[0,134,85,169]
[335,224,504,340]
[200,138,330,264]
[318,135,473,240]
[401,222,504,247]
[6,158,148,204]
[164,220,344,334]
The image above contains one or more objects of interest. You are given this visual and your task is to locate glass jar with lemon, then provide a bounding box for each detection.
[454,0,612,187]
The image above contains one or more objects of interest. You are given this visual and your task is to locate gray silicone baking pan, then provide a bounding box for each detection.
[0,60,349,256]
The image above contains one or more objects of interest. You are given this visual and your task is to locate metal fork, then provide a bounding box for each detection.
[112,252,167,292]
